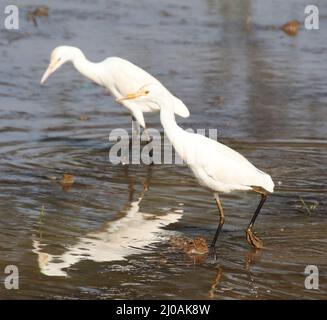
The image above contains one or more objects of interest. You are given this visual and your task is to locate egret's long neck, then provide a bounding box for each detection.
[160,101,185,155]
[72,52,102,86]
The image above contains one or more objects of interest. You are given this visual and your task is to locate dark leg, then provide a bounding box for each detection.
[143,127,154,164]
[246,193,267,249]
[211,193,225,248]
[143,127,153,143]
[131,116,140,140]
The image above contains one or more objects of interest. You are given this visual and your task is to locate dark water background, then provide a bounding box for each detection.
[0,0,326,299]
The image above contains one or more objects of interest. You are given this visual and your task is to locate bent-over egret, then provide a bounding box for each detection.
[40,46,190,138]
[120,84,275,249]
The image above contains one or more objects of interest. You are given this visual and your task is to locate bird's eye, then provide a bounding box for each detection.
[145,90,149,94]
[57,57,62,62]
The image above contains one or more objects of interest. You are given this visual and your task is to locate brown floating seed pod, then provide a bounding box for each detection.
[282,20,300,36]
[60,173,74,190]
[27,6,49,27]
[79,114,90,121]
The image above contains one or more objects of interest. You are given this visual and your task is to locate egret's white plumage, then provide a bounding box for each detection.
[40,46,190,131]
[134,84,274,194]
[122,84,274,248]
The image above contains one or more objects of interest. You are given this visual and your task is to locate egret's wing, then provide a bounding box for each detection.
[104,58,190,117]
[122,101,146,128]
[106,57,160,96]
[191,136,274,192]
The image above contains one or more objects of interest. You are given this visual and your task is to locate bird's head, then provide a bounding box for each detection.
[40,46,79,84]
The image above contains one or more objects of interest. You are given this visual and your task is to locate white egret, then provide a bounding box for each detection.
[40,46,190,137]
[120,84,275,249]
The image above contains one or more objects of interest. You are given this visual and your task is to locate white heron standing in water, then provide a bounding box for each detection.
[40,46,190,138]
[120,84,275,249]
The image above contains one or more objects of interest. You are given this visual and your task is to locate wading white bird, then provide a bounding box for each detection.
[120,84,275,249]
[40,46,190,137]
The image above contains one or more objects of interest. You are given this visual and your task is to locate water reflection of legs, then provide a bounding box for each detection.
[245,248,263,271]
[207,249,263,299]
[245,248,263,299]
[208,267,223,299]
[130,117,154,165]
[32,165,184,277]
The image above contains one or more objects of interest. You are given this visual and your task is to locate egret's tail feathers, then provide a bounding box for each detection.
[260,173,275,193]
[173,97,190,118]
[250,170,274,193]
[266,177,275,193]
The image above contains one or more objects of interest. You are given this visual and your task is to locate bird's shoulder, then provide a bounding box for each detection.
[188,133,253,166]
[102,56,129,65]
[102,57,159,86]
[102,57,147,74]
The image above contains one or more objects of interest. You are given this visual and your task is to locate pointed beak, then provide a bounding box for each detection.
[40,58,62,84]
[116,93,137,103]
[116,89,150,103]
[40,64,53,84]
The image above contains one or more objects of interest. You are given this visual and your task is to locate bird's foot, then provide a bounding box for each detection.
[246,228,264,249]
[207,245,219,262]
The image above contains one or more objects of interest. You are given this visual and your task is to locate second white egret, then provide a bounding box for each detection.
[120,84,275,249]
[40,46,190,138]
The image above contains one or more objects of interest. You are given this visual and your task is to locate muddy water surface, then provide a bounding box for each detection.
[0,0,326,299]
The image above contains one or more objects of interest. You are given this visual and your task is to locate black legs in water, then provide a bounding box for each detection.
[211,191,268,249]
[246,193,267,249]
[211,193,225,248]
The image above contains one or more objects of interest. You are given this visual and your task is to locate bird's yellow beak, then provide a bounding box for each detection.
[40,59,61,84]
[116,88,150,102]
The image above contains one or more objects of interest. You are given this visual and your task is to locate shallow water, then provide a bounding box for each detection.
[0,0,326,299]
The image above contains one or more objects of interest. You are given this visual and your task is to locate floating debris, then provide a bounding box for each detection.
[213,96,224,106]
[27,5,49,27]
[79,114,90,121]
[169,236,209,256]
[281,20,300,36]
[298,196,318,215]
[169,236,189,250]
[185,237,209,255]
[60,173,74,190]
[160,10,172,17]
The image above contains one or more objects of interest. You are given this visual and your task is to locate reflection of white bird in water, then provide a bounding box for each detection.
[33,179,182,277]
[40,46,190,138]
[120,84,275,249]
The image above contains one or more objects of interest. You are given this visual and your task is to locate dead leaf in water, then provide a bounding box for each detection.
[213,96,224,106]
[184,237,209,255]
[60,173,74,190]
[281,20,300,36]
[79,114,90,121]
[169,236,189,250]
[27,5,49,27]
[169,236,208,258]
[160,10,172,17]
